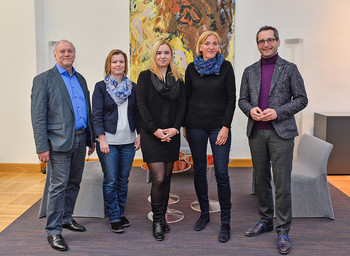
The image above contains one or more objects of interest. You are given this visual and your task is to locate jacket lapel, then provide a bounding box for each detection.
[252,61,261,97]
[52,66,74,113]
[269,56,284,95]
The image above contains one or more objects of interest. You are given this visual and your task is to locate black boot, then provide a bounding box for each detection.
[195,213,210,231]
[151,202,164,241]
[162,199,171,233]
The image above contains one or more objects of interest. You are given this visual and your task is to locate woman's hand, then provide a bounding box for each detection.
[134,134,141,151]
[153,128,173,142]
[98,135,110,154]
[162,128,178,142]
[216,126,229,145]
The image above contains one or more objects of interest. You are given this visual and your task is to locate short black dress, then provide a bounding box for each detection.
[136,69,185,163]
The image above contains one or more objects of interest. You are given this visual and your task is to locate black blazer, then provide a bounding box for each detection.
[92,80,139,138]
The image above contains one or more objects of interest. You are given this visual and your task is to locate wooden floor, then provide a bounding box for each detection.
[0,168,349,233]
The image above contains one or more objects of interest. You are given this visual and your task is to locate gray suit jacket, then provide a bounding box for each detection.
[238,55,308,139]
[31,66,93,153]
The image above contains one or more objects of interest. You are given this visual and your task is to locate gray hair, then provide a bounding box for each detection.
[53,40,76,53]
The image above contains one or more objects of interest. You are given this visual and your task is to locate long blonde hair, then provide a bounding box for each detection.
[149,39,182,81]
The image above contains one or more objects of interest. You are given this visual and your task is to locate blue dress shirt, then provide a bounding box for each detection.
[56,64,88,130]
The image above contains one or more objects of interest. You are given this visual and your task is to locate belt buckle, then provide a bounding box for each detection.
[75,129,85,135]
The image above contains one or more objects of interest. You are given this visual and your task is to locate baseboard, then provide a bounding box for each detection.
[0,159,252,172]
[228,159,253,167]
[0,163,46,172]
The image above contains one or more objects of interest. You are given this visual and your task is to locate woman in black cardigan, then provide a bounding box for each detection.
[92,49,140,234]
[183,31,236,243]
[136,40,185,241]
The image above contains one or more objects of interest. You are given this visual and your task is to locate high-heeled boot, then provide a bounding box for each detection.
[162,199,171,233]
[151,202,164,241]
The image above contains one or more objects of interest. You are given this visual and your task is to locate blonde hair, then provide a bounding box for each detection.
[149,40,181,81]
[104,49,128,77]
[195,31,222,56]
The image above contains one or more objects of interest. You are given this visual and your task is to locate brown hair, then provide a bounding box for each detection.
[104,49,128,77]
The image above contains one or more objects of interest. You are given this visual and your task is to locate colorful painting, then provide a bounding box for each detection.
[130,0,235,82]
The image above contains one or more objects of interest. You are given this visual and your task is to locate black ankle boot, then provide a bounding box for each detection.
[218,223,231,242]
[151,203,164,241]
[195,213,210,231]
[162,199,170,233]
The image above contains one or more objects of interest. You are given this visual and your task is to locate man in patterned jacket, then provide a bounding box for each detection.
[239,25,308,255]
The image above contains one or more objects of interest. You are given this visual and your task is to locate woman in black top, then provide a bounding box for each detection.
[183,31,236,242]
[136,39,185,241]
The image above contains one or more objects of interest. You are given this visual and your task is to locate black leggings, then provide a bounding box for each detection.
[148,162,174,204]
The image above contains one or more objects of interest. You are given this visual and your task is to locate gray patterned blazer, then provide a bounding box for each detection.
[238,55,308,140]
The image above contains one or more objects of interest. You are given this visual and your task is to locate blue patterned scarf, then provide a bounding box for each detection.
[104,75,133,105]
[193,54,224,77]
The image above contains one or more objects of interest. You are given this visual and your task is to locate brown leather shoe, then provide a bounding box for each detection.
[47,234,67,251]
[277,235,291,254]
[62,219,86,232]
[245,222,273,236]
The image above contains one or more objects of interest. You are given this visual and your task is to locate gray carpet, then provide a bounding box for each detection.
[1,167,349,255]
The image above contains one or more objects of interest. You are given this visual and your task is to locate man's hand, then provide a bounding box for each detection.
[250,107,263,121]
[38,151,50,163]
[250,107,277,121]
[260,108,277,121]
[88,142,96,156]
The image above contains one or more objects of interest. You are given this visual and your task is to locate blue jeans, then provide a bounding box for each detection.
[46,133,86,236]
[97,142,135,223]
[186,128,232,224]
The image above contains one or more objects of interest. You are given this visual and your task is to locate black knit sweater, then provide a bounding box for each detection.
[184,60,236,129]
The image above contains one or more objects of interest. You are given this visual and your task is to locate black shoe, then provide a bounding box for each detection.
[62,219,86,232]
[162,219,171,233]
[153,222,164,241]
[47,234,68,251]
[110,222,124,233]
[245,222,273,236]
[218,224,231,242]
[194,214,210,231]
[121,216,130,227]
[277,234,291,254]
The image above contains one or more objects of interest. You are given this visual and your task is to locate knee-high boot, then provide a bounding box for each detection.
[151,202,164,241]
[162,199,171,233]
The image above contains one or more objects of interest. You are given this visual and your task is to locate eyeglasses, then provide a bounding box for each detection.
[257,38,277,46]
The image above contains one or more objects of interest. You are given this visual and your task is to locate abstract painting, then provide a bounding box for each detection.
[130,0,235,81]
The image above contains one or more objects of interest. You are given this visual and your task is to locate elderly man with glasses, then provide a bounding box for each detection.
[239,26,308,254]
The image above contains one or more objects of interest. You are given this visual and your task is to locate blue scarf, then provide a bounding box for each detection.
[193,54,224,77]
[104,75,132,105]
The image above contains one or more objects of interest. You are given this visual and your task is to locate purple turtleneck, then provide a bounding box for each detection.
[254,53,278,130]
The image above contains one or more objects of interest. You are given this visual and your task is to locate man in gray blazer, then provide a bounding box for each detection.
[239,26,308,255]
[31,40,95,251]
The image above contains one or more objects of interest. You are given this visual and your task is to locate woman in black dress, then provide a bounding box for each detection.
[136,39,185,241]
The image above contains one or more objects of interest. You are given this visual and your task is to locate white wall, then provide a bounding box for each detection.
[1,0,350,163]
[0,0,37,162]
[233,0,350,157]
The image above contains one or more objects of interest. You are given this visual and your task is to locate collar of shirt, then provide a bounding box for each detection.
[56,63,76,77]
